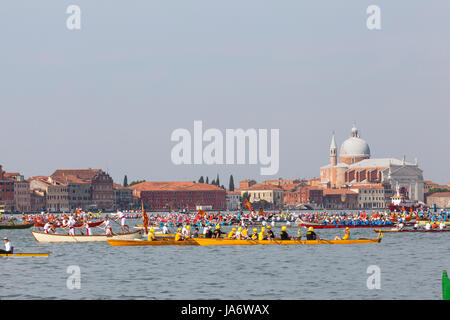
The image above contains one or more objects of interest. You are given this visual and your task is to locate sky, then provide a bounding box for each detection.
[0,1,449,186]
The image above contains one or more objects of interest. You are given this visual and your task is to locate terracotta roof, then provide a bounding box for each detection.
[323,189,358,195]
[226,190,241,195]
[245,183,284,191]
[128,182,225,192]
[427,192,450,198]
[51,169,102,181]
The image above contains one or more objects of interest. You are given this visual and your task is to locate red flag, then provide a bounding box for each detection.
[142,202,148,234]
[243,198,253,212]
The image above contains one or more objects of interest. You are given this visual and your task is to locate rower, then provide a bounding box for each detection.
[335,227,350,240]
[398,222,405,231]
[258,227,267,241]
[440,221,446,230]
[236,227,243,239]
[0,237,13,254]
[297,228,302,240]
[241,226,249,239]
[251,228,258,240]
[193,227,199,238]
[43,221,54,234]
[102,216,113,235]
[147,228,156,241]
[213,225,223,238]
[425,222,431,230]
[162,223,170,234]
[306,227,318,240]
[413,222,419,230]
[280,226,291,240]
[68,215,76,236]
[228,227,237,239]
[205,226,213,238]
[174,228,183,241]
[115,210,128,232]
[266,225,275,240]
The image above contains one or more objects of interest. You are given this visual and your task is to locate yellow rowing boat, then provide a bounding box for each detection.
[0,253,50,257]
[107,238,381,246]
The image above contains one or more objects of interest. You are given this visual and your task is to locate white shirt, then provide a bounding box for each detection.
[425,223,431,230]
[162,225,169,234]
[440,223,445,230]
[5,241,11,252]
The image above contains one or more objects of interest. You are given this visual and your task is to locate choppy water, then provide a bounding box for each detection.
[1,220,448,300]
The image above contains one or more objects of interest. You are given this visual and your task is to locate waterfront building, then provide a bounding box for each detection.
[322,189,359,209]
[239,179,257,189]
[240,183,284,209]
[283,185,323,209]
[0,165,15,212]
[320,124,424,203]
[51,169,114,210]
[113,183,133,210]
[130,181,226,211]
[5,172,31,212]
[426,192,450,209]
[226,191,241,211]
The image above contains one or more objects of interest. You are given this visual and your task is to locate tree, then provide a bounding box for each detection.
[216,174,220,186]
[206,177,209,184]
[198,176,204,183]
[229,175,235,191]
[211,179,216,185]
[221,185,225,190]
[128,180,146,187]
[123,175,128,187]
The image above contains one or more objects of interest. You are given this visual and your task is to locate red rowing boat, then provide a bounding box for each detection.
[374,228,450,233]
[300,223,394,229]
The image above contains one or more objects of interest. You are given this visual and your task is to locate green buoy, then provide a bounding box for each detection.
[443,270,450,300]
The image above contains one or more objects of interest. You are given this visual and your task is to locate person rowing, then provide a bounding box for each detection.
[67,215,76,236]
[306,227,319,240]
[162,223,170,234]
[43,221,55,234]
[0,237,13,254]
[440,221,446,230]
[228,227,237,239]
[205,226,213,238]
[115,210,128,233]
[266,225,275,241]
[280,226,292,240]
[147,228,156,241]
[258,227,267,240]
[213,225,224,238]
[251,228,258,240]
[82,219,92,236]
[241,226,249,239]
[100,216,114,236]
[297,228,302,240]
[174,228,183,241]
[335,227,350,240]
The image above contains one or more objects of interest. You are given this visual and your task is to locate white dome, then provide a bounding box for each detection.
[340,137,370,157]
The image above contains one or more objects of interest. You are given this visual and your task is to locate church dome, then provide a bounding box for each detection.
[339,125,370,157]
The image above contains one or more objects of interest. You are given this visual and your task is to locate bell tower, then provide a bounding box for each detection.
[330,133,337,167]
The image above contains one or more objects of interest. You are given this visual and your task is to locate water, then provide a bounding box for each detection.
[1,220,448,300]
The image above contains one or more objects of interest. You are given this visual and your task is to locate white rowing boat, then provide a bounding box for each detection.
[30,230,143,243]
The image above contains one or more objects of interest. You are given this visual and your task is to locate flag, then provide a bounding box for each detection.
[142,202,148,234]
[243,198,253,212]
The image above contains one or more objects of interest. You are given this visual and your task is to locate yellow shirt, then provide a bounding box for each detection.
[343,233,350,240]
[242,229,248,237]
[258,232,265,241]
[251,233,258,240]
[147,232,155,241]
[228,231,235,238]
[175,232,182,241]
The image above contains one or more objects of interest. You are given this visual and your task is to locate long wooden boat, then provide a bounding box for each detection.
[107,237,381,246]
[0,222,34,230]
[300,223,393,229]
[107,239,199,246]
[31,230,143,243]
[443,270,450,300]
[33,220,104,228]
[374,228,450,233]
[0,253,50,257]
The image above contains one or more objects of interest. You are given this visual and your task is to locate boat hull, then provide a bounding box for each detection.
[31,230,143,243]
[0,253,50,257]
[107,238,381,246]
[374,228,450,233]
[300,223,392,229]
[0,223,34,230]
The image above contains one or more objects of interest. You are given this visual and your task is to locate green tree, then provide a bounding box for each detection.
[216,174,220,186]
[229,175,235,191]
[198,176,204,183]
[206,177,209,184]
[123,175,128,187]
[128,180,146,187]
[211,179,216,185]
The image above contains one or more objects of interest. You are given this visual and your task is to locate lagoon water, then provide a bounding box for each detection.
[1,218,449,300]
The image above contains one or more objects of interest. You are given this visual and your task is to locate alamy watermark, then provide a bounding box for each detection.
[66,265,81,290]
[366,265,381,289]
[170,121,279,175]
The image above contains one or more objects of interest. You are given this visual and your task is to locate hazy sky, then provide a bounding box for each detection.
[1,1,449,185]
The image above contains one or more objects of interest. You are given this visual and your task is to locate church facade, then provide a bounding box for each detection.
[320,125,424,202]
